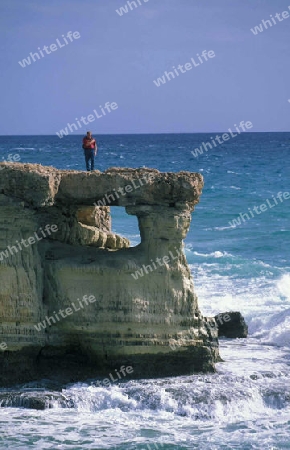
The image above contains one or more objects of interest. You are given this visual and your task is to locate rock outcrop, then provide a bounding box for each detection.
[214,311,248,338]
[0,163,219,385]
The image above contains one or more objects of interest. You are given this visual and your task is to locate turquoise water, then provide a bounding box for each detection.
[0,133,289,449]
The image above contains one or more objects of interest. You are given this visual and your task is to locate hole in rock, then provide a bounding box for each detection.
[110,206,140,247]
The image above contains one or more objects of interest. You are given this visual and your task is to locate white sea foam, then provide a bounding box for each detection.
[11,147,35,150]
[255,309,290,347]
[191,250,232,258]
[191,262,290,348]
[204,226,234,231]
[277,273,290,299]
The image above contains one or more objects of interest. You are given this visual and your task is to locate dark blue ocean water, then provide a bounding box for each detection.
[0,133,289,449]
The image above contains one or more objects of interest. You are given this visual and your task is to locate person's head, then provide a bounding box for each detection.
[86,131,92,139]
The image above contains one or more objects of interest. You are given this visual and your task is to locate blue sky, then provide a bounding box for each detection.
[0,0,290,134]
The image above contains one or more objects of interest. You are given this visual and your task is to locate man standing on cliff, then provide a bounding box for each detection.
[82,131,97,171]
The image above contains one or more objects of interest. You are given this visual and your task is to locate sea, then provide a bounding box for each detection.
[0,133,289,449]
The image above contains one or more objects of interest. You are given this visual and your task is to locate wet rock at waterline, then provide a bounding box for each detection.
[214,311,248,338]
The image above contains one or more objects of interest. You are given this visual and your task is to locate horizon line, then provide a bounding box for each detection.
[1,131,290,137]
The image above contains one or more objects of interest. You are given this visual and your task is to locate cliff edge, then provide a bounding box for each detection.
[0,163,219,385]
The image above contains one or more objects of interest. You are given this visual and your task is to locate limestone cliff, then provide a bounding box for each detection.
[0,163,219,385]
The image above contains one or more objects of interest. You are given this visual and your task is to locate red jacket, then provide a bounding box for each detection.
[83,137,96,149]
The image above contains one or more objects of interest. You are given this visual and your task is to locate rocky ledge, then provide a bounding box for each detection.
[0,163,220,386]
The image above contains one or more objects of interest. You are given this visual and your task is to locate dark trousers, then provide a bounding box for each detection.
[84,149,95,171]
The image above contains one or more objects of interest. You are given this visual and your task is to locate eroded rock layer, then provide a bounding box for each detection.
[0,163,219,385]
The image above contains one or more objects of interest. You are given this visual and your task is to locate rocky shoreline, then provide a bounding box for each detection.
[0,163,247,386]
